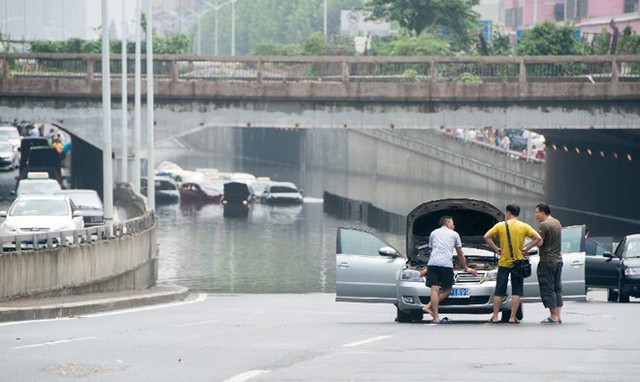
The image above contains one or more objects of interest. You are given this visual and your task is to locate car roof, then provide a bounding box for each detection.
[15,194,69,201]
[268,181,298,188]
[56,189,99,195]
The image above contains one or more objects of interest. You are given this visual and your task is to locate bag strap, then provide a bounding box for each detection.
[505,219,515,260]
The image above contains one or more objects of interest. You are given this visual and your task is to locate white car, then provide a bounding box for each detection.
[263,182,303,205]
[336,198,586,323]
[0,141,19,170]
[0,125,22,151]
[0,195,84,240]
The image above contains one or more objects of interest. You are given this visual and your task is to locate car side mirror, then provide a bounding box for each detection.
[9,191,15,196]
[603,252,613,259]
[379,246,399,257]
[73,210,83,218]
[0,211,6,218]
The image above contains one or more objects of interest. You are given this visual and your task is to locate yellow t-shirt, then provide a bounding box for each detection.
[487,220,537,267]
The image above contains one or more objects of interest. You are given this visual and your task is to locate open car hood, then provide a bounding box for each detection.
[406,198,504,262]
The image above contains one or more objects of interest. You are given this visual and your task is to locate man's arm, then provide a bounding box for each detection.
[483,230,501,255]
[456,247,477,276]
[521,228,542,255]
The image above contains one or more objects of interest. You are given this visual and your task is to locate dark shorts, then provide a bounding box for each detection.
[425,266,454,289]
[494,266,524,297]
[537,262,563,309]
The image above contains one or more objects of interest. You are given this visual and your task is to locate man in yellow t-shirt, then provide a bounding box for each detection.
[483,203,542,323]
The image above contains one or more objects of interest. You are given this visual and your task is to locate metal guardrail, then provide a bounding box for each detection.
[1,53,639,84]
[0,211,155,253]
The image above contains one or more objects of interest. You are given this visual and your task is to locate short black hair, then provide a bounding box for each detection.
[439,216,453,226]
[506,203,520,216]
[535,203,551,215]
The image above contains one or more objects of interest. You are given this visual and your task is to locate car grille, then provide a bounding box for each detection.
[455,271,486,283]
[419,296,491,305]
[19,227,50,233]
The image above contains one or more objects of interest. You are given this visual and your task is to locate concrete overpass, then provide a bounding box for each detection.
[1,53,639,236]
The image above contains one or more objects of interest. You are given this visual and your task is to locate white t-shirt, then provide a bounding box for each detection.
[428,226,462,268]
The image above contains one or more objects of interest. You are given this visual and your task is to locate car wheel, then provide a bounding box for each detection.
[619,290,630,303]
[396,307,422,323]
[607,288,619,302]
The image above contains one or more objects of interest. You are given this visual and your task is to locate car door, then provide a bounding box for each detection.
[335,227,405,304]
[522,225,586,302]
[585,238,621,288]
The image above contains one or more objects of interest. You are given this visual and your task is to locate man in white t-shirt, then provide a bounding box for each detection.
[420,216,477,323]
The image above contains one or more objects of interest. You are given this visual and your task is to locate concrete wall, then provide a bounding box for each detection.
[303,128,545,224]
[0,222,157,301]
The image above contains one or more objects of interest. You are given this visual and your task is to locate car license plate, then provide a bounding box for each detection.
[449,288,469,298]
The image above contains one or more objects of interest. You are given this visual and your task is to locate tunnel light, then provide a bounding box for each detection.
[563,145,569,152]
[552,144,557,150]
[574,147,580,154]
[627,154,633,162]
[587,149,593,156]
[600,150,605,157]
[613,152,619,159]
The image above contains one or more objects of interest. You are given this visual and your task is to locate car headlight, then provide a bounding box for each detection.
[624,267,640,276]
[1,222,17,233]
[401,269,424,282]
[481,269,498,283]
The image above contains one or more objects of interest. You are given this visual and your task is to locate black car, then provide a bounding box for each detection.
[586,233,640,302]
[55,189,105,226]
[221,181,252,217]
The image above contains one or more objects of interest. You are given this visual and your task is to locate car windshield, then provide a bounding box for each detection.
[10,199,69,216]
[270,186,298,193]
[626,239,640,258]
[155,179,177,191]
[0,142,13,151]
[17,180,62,195]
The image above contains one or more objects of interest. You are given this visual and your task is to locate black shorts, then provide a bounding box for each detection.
[425,266,454,289]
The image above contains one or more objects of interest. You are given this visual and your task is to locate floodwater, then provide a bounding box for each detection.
[152,148,403,293]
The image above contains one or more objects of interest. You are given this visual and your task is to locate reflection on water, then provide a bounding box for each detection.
[156,200,403,293]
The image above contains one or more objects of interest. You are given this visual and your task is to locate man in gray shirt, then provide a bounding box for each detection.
[535,203,563,324]
[421,216,477,323]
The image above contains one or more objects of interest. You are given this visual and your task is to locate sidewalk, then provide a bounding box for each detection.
[0,284,189,323]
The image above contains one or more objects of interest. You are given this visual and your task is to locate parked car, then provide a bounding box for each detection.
[0,141,19,170]
[263,182,303,205]
[142,176,180,204]
[0,194,84,240]
[179,181,223,204]
[336,198,587,323]
[14,173,62,197]
[55,189,104,226]
[249,178,272,202]
[221,181,252,217]
[586,233,640,302]
[0,125,22,151]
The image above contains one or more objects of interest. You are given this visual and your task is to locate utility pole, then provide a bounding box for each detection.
[121,0,128,183]
[146,0,155,210]
[133,0,141,193]
[101,0,114,236]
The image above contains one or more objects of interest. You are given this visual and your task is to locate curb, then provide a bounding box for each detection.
[0,286,190,323]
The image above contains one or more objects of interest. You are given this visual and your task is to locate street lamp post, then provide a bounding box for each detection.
[231,0,237,56]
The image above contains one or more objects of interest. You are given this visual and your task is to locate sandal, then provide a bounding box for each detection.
[508,319,520,324]
[540,317,560,324]
[487,318,500,324]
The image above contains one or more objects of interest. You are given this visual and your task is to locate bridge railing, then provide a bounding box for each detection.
[2,53,639,84]
[0,211,155,253]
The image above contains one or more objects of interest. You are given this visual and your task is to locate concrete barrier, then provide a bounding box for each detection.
[0,188,158,302]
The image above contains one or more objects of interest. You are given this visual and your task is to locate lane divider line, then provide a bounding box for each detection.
[222,369,271,382]
[342,335,391,348]
[79,293,208,318]
[173,319,218,328]
[12,336,98,350]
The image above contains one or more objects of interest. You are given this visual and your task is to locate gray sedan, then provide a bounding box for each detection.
[336,198,586,323]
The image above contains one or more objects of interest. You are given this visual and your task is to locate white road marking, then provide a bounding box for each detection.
[79,293,208,318]
[0,317,76,327]
[12,336,98,350]
[342,335,391,348]
[173,319,218,328]
[222,370,271,382]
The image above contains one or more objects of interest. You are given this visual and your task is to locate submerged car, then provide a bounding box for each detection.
[179,181,223,204]
[336,198,587,323]
[142,176,180,204]
[586,233,640,303]
[263,182,303,205]
[221,181,252,217]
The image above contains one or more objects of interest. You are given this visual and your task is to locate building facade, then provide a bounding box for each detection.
[502,0,640,36]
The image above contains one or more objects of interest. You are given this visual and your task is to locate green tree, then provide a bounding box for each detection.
[371,30,452,56]
[364,0,480,51]
[515,21,582,56]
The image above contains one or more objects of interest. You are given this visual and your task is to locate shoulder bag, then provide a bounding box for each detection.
[505,220,532,278]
